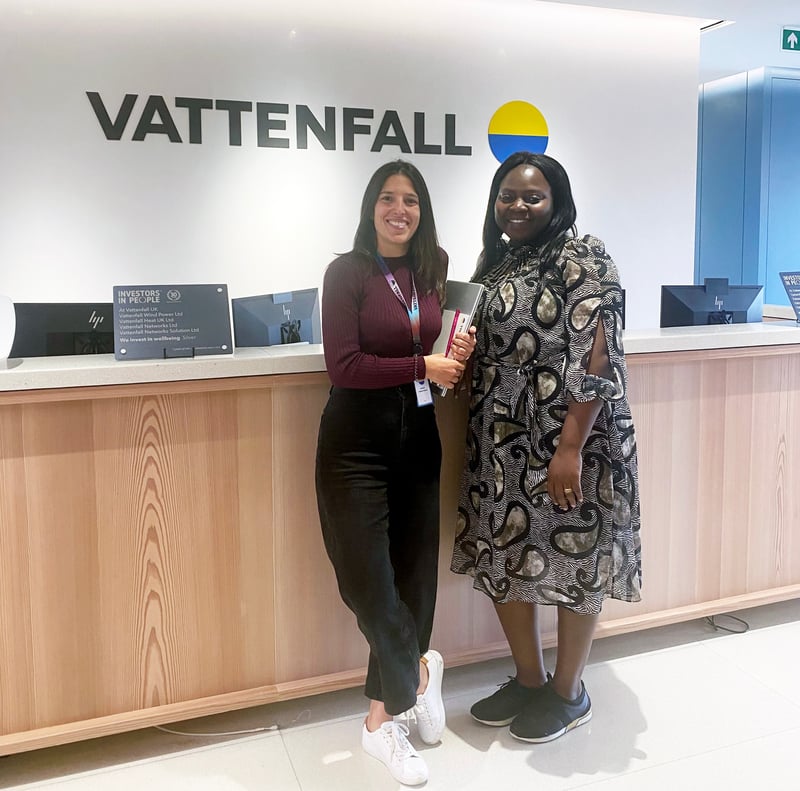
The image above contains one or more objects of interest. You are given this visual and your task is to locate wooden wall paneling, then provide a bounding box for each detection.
[748,356,783,591]
[92,390,258,714]
[684,357,726,606]
[627,358,702,617]
[665,361,705,611]
[738,355,775,595]
[92,394,154,718]
[178,390,252,698]
[536,604,559,648]
[785,353,800,583]
[233,387,277,689]
[684,359,719,601]
[600,356,711,626]
[162,388,269,700]
[0,405,35,735]
[21,400,102,729]
[746,353,796,591]
[93,392,197,714]
[2,349,800,754]
[786,353,800,583]
[715,357,756,599]
[271,382,367,685]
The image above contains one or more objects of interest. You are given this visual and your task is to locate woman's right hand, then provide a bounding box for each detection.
[423,354,465,388]
[448,327,477,363]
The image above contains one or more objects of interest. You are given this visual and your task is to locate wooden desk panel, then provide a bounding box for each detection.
[1,346,799,754]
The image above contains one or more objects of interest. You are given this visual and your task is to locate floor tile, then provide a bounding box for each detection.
[572,726,800,789]
[5,733,300,791]
[436,637,800,789]
[577,639,800,770]
[1,602,799,791]
[703,620,800,707]
[280,698,583,791]
[281,716,402,791]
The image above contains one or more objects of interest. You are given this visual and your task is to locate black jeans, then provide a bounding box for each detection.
[315,384,442,715]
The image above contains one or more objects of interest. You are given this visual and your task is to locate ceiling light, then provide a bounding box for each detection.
[701,20,735,33]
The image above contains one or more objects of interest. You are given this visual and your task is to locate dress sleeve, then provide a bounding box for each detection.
[560,235,629,404]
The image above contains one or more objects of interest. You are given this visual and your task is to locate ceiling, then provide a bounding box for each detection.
[540,0,800,82]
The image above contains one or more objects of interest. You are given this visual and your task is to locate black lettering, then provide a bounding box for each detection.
[176,97,213,144]
[370,110,411,154]
[343,107,373,151]
[87,92,138,140]
[413,112,442,155]
[132,95,182,142]
[444,114,471,156]
[296,105,335,150]
[256,102,290,148]
[215,99,253,146]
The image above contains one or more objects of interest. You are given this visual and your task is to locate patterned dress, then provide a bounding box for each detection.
[450,235,641,614]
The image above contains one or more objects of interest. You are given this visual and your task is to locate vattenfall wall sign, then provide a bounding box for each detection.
[87,93,551,163]
[86,92,473,155]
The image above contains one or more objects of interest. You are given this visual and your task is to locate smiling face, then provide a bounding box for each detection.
[494,164,554,246]
[373,174,421,256]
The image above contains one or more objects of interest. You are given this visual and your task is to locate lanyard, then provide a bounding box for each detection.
[375,254,423,355]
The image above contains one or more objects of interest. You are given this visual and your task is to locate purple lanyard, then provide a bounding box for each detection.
[375,254,423,355]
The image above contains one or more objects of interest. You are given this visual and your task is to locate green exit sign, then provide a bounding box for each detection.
[783,27,800,51]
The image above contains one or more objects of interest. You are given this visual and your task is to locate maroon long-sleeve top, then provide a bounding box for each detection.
[321,251,446,388]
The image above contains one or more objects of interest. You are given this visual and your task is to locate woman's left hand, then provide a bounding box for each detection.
[449,326,477,366]
[547,446,583,511]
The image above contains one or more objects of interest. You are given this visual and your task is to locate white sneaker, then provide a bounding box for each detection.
[413,649,446,744]
[361,721,428,786]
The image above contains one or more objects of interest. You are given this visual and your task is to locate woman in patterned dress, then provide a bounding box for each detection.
[451,152,641,743]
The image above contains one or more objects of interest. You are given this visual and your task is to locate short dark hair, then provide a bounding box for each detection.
[474,152,577,281]
[353,160,445,299]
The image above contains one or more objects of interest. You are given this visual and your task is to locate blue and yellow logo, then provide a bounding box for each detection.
[488,101,549,163]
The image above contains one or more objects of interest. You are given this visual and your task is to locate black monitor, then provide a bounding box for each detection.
[10,302,115,358]
[660,278,763,328]
[232,288,321,347]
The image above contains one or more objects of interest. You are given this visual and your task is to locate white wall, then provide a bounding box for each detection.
[541,0,800,83]
[0,0,700,329]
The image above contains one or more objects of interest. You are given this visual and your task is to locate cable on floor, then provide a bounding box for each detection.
[705,613,750,634]
[153,709,311,738]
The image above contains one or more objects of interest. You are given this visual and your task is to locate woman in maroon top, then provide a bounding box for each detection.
[315,160,475,786]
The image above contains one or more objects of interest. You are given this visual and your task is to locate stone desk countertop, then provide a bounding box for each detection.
[0,344,327,392]
[2,321,800,392]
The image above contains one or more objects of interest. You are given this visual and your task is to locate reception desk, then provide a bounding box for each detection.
[2,322,799,755]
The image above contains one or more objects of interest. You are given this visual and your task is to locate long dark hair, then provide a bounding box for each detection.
[474,152,577,282]
[352,160,445,300]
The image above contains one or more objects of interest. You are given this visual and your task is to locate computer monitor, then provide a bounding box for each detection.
[10,302,115,358]
[660,278,763,328]
[232,288,321,347]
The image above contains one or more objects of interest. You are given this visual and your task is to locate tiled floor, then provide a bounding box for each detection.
[3,599,799,790]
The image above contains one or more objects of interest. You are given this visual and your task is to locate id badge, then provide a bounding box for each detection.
[414,378,433,407]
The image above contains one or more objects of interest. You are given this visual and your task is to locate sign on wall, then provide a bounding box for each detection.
[782,27,800,51]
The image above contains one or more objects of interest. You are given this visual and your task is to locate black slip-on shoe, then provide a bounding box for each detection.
[470,676,547,727]
[509,680,592,743]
